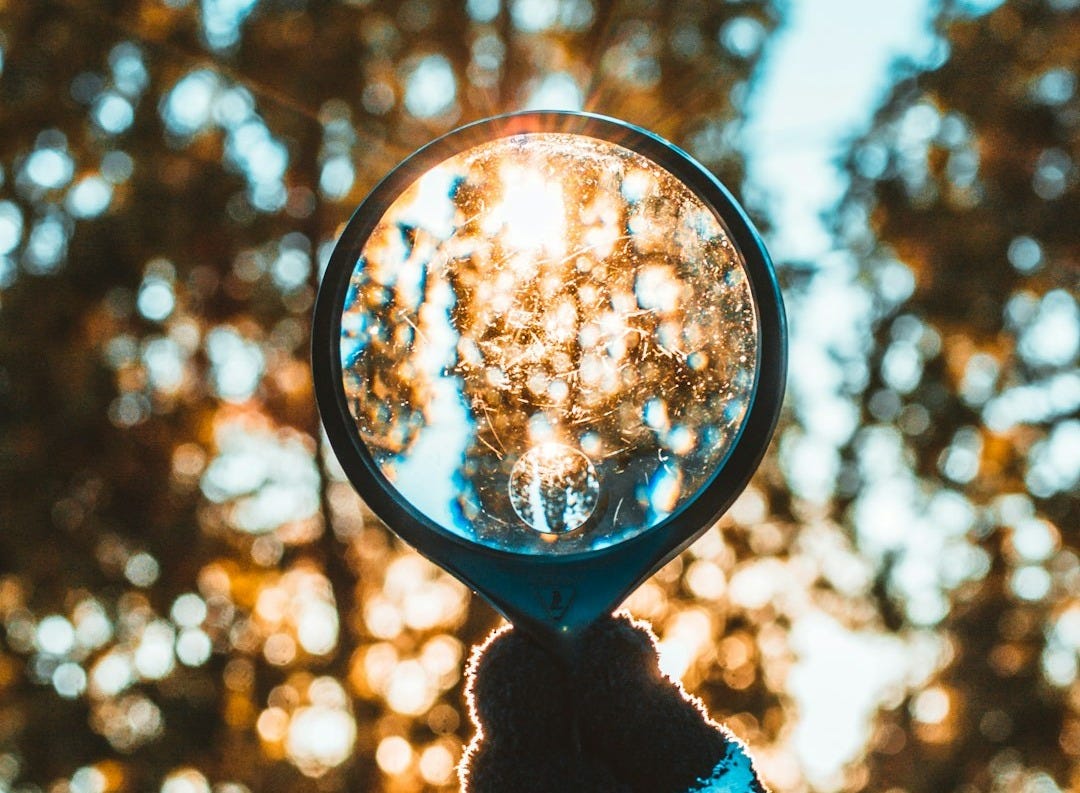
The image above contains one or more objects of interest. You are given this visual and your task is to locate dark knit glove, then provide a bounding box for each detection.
[460,612,768,793]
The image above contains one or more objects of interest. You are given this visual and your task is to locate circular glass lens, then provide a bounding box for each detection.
[339,132,758,555]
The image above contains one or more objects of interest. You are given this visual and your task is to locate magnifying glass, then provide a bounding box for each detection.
[312,111,786,660]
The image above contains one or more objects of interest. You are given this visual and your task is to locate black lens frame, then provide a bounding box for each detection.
[312,110,786,656]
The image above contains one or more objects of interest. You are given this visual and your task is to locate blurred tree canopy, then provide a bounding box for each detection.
[0,1,1075,792]
[842,1,1079,790]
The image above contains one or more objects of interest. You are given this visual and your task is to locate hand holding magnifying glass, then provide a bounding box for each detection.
[461,613,768,793]
[313,109,783,791]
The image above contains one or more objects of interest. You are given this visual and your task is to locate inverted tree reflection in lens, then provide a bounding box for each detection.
[340,133,758,555]
[508,442,600,535]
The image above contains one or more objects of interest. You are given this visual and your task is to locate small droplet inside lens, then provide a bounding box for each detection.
[509,443,599,534]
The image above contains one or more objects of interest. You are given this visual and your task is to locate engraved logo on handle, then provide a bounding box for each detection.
[535,582,575,621]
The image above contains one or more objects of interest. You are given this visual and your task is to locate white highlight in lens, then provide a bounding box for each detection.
[483,165,567,257]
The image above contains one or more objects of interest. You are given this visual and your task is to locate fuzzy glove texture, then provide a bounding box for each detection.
[460,613,768,793]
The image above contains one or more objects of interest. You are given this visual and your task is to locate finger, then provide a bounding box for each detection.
[464,623,573,745]
[461,624,630,793]
[576,613,733,793]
